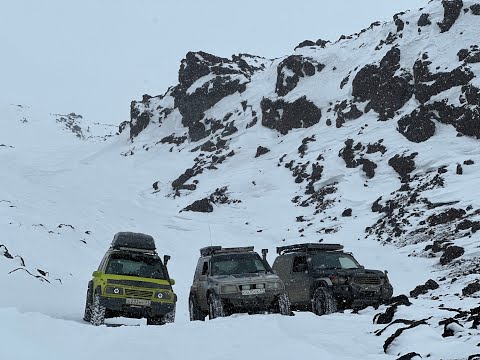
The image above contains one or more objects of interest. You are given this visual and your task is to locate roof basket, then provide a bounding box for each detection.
[200,246,255,257]
[111,232,156,253]
[276,243,343,255]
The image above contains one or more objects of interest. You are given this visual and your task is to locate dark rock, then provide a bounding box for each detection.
[160,134,188,146]
[352,47,413,120]
[385,294,412,307]
[462,281,480,296]
[359,159,377,179]
[118,121,129,134]
[410,279,439,297]
[440,246,465,265]
[275,55,324,96]
[182,198,213,213]
[418,13,432,26]
[374,305,397,324]
[456,164,463,174]
[437,0,463,33]
[388,154,417,181]
[129,102,151,139]
[471,4,480,14]
[261,96,322,135]
[340,75,350,89]
[294,40,315,50]
[464,159,475,165]
[396,352,422,360]
[152,181,159,191]
[315,39,330,48]
[342,208,352,217]
[398,109,436,142]
[334,100,363,128]
[427,208,466,226]
[255,146,270,158]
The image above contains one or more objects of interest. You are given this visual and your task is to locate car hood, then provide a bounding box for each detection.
[210,273,280,283]
[312,268,387,277]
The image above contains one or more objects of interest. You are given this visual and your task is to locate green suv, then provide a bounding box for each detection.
[83,232,177,326]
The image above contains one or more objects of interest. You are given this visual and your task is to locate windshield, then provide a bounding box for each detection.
[105,253,166,280]
[211,253,269,275]
[310,252,360,271]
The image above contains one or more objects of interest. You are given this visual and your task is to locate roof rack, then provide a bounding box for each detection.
[276,243,344,255]
[200,246,255,257]
[111,232,156,253]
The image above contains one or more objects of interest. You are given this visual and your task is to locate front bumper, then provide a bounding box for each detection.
[219,290,283,312]
[332,283,393,307]
[100,296,175,318]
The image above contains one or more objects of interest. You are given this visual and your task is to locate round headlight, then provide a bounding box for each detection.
[113,288,120,294]
[157,292,163,299]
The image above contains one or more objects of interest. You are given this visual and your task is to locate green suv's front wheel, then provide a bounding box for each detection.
[90,293,106,326]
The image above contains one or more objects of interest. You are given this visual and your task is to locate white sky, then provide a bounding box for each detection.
[0,0,428,124]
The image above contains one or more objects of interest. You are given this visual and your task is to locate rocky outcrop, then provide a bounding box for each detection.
[437,0,463,33]
[275,55,324,96]
[261,96,322,134]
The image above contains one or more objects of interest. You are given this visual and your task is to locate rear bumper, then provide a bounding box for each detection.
[100,296,175,318]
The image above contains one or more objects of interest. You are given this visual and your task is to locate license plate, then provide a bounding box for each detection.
[126,298,151,306]
[242,288,266,296]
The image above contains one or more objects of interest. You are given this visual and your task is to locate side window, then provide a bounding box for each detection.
[201,261,209,276]
[292,256,308,273]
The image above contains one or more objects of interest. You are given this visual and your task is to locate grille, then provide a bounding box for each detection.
[125,289,154,299]
[240,284,263,290]
[107,279,169,289]
[353,276,381,285]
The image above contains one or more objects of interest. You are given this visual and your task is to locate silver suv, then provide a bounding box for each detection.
[189,246,290,320]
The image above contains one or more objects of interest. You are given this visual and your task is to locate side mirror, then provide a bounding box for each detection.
[164,255,171,266]
[261,248,268,261]
[92,271,100,277]
[169,278,175,286]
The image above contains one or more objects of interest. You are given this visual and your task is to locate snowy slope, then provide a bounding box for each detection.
[2,1,480,359]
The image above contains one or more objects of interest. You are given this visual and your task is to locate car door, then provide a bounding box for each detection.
[286,255,311,304]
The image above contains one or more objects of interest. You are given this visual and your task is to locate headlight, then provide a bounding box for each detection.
[220,285,238,294]
[155,291,172,300]
[105,286,124,295]
[329,276,347,285]
[266,281,284,290]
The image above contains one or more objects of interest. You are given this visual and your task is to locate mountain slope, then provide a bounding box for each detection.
[1,1,480,359]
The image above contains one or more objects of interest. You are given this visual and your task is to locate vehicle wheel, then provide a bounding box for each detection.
[147,316,165,326]
[208,293,224,320]
[90,293,106,326]
[311,287,337,316]
[189,295,205,321]
[276,292,291,316]
[164,307,176,324]
[83,289,92,322]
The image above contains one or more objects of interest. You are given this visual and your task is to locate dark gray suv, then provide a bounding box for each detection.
[272,243,393,315]
[189,246,290,320]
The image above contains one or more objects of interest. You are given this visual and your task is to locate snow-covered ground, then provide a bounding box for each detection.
[2,1,480,359]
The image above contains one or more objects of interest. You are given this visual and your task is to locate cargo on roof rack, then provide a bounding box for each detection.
[200,246,255,257]
[111,232,156,253]
[276,243,343,255]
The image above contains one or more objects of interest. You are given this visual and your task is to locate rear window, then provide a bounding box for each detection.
[106,253,166,280]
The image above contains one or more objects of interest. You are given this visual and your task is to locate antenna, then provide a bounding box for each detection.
[209,224,212,246]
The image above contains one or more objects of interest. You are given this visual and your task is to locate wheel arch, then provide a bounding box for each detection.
[310,278,333,298]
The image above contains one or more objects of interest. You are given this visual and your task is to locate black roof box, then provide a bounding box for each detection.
[111,232,156,252]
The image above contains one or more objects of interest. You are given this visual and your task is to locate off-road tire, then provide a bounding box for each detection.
[189,295,205,321]
[164,307,176,324]
[312,287,337,316]
[90,293,106,326]
[147,316,165,325]
[83,289,92,322]
[276,292,291,316]
[208,293,225,320]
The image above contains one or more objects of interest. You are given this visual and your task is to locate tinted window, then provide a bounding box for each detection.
[106,253,166,279]
[201,261,209,275]
[211,253,268,275]
[310,252,359,270]
[292,256,308,272]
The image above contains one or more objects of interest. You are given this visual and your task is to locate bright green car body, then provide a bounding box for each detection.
[84,233,177,326]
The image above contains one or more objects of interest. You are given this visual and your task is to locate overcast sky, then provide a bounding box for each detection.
[1,0,428,124]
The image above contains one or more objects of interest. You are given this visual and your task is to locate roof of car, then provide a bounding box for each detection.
[199,246,255,257]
